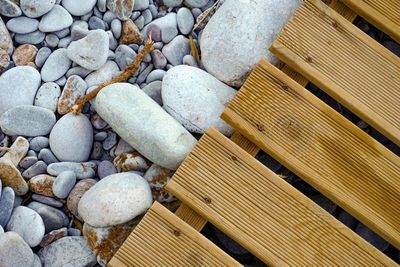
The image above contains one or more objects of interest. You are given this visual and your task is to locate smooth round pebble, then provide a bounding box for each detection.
[0,187,15,227]
[97,160,116,179]
[27,201,69,233]
[35,47,52,67]
[6,16,39,34]
[20,0,56,18]
[0,232,34,267]
[53,171,77,199]
[184,0,209,8]
[62,0,97,16]
[39,5,73,32]
[177,7,194,35]
[162,35,190,66]
[41,48,72,82]
[30,136,49,152]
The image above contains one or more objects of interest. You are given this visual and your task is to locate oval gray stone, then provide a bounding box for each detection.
[177,7,194,35]
[52,170,76,199]
[41,48,72,82]
[6,16,39,34]
[96,83,197,170]
[0,232,34,267]
[62,0,97,16]
[0,105,56,136]
[0,187,15,227]
[27,201,69,233]
[162,35,190,66]
[47,162,96,179]
[34,82,61,112]
[49,113,93,162]
[38,5,73,32]
[20,0,56,18]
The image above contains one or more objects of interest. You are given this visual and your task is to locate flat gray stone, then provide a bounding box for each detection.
[78,172,152,227]
[0,17,13,54]
[6,16,39,34]
[35,47,52,67]
[38,148,59,165]
[162,35,190,66]
[41,48,72,82]
[142,13,178,43]
[49,113,93,162]
[0,232,34,267]
[67,30,109,71]
[97,160,116,179]
[27,201,69,233]
[184,0,208,8]
[30,137,49,152]
[0,0,22,17]
[53,170,76,199]
[0,66,41,115]
[34,82,61,112]
[0,187,14,227]
[162,65,236,135]
[142,81,162,105]
[22,160,48,179]
[62,0,97,16]
[39,5,73,32]
[14,30,45,45]
[85,60,120,87]
[177,7,194,35]
[0,105,56,136]
[163,0,182,7]
[47,162,96,179]
[96,83,197,170]
[20,0,56,18]
[6,206,45,247]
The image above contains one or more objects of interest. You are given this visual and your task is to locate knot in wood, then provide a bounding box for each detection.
[173,229,181,237]
[203,196,212,204]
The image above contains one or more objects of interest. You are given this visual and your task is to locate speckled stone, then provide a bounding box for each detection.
[106,0,134,20]
[0,232,34,267]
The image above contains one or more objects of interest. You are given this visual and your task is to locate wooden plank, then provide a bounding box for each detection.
[221,59,400,250]
[108,202,241,267]
[341,0,400,43]
[174,204,206,231]
[270,0,400,146]
[166,128,397,267]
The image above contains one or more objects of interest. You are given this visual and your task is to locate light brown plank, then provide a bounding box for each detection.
[108,202,241,267]
[166,128,397,267]
[341,0,400,43]
[270,0,400,146]
[221,59,400,250]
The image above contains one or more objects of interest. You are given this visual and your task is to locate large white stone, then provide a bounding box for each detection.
[78,172,152,227]
[162,65,236,135]
[0,232,34,267]
[200,0,302,87]
[96,83,197,170]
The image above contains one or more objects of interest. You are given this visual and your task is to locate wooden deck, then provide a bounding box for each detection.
[108,0,400,266]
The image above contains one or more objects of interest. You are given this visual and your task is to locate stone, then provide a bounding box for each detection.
[184,0,208,8]
[96,83,197,170]
[32,254,41,267]
[62,0,97,16]
[0,66,41,115]
[0,50,10,72]
[2,136,29,166]
[151,49,167,69]
[113,152,149,172]
[27,201,69,233]
[31,194,63,208]
[0,187,15,227]
[356,223,390,251]
[83,219,139,264]
[97,160,116,179]
[45,33,59,48]
[68,228,81,236]
[49,113,93,162]
[34,82,61,112]
[142,81,162,105]
[0,17,13,55]
[177,7,194,35]
[85,60,120,87]
[67,30,109,71]
[6,206,45,247]
[115,44,136,70]
[0,0,22,17]
[146,69,166,83]
[142,13,178,43]
[144,164,175,202]
[19,156,38,169]
[20,0,56,18]
[22,160,48,179]
[0,106,56,136]
[0,158,28,195]
[163,0,182,7]
[52,170,76,199]
[182,54,198,67]
[30,136,49,152]
[67,178,97,219]
[0,232,34,267]
[162,35,190,65]
[47,162,96,179]
[106,0,134,20]
[40,227,67,247]
[28,175,55,197]
[200,0,302,86]
[103,131,118,150]
[78,172,152,227]
[39,5,73,32]
[6,17,39,34]
[39,236,96,266]
[120,19,143,44]
[162,65,236,135]
[35,47,52,67]
[134,0,148,10]
[15,30,45,45]
[12,44,38,66]
[41,48,72,82]
[110,138,134,157]
[57,75,88,114]
[111,19,122,39]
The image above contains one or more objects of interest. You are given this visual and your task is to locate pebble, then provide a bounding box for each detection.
[15,30,45,44]
[38,148,59,164]
[34,82,61,112]
[103,131,118,150]
[136,63,153,84]
[120,19,143,44]
[27,201,69,232]
[52,170,76,199]
[111,19,122,38]
[162,65,236,135]
[97,160,116,179]
[0,0,22,17]
[110,138,134,157]
[184,0,209,8]
[67,29,109,70]
[12,44,38,66]
[0,17,13,55]
[151,49,167,69]
[41,48,72,82]
[78,172,152,227]
[0,187,15,227]
[144,164,175,202]
[67,178,97,219]
[200,0,301,86]
[68,227,81,236]
[0,158,28,195]
[57,75,88,114]
[45,33,59,48]
[6,16,39,34]
[39,5,73,32]
[38,236,96,266]
[106,0,134,20]
[163,0,183,7]
[6,206,45,247]
[96,83,197,170]
[0,66,41,115]
[49,113,93,162]
[40,227,67,247]
[35,47,52,67]
[0,50,10,72]
[115,45,136,70]
[143,13,178,43]
[0,105,56,136]
[3,136,29,166]
[85,60,120,87]
[177,7,194,35]
[28,174,55,197]
[356,223,390,251]
[30,136,49,152]
[113,152,149,172]
[20,156,38,169]
[20,0,56,18]
[146,69,166,83]
[142,80,162,105]
[47,162,96,178]
[162,35,190,65]
[32,254,41,267]
[0,232,34,267]
[31,194,63,208]
[62,0,97,16]
[22,160,48,179]
[89,16,106,30]
[66,66,92,78]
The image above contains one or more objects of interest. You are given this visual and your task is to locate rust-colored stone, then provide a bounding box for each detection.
[12,44,38,66]
[0,157,28,195]
[28,175,55,197]
[119,19,143,45]
[0,49,10,72]
[113,152,149,172]
[67,179,97,220]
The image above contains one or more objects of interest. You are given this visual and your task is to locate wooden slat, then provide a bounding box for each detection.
[108,202,240,267]
[166,128,397,267]
[221,59,400,250]
[270,0,400,146]
[341,0,400,43]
